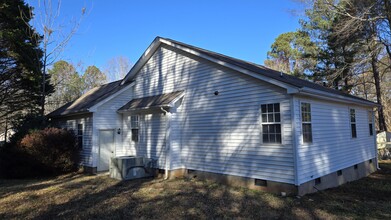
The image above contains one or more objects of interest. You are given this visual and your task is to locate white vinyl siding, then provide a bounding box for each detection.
[126,45,295,183]
[293,97,376,184]
[92,86,134,164]
[123,113,168,169]
[54,115,93,167]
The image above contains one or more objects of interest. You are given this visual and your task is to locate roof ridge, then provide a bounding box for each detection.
[160,37,374,105]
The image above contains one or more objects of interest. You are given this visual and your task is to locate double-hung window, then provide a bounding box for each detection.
[368,111,373,136]
[77,124,83,148]
[131,115,139,142]
[261,103,281,144]
[301,103,312,143]
[350,109,357,138]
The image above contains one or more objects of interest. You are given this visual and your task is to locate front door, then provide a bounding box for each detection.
[98,130,115,171]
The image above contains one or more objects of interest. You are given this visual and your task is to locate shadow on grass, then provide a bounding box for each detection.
[0,173,84,198]
[1,161,391,219]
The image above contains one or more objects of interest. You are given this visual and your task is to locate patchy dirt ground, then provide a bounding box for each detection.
[1,161,390,219]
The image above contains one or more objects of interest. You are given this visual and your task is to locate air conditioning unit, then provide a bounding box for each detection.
[110,156,154,180]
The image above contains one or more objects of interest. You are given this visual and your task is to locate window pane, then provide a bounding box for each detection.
[275,124,281,133]
[276,134,282,143]
[262,114,267,123]
[301,103,311,123]
[267,104,273,112]
[274,103,280,112]
[262,125,269,133]
[261,105,267,113]
[369,123,373,136]
[303,113,311,122]
[268,125,274,133]
[303,132,312,143]
[131,115,139,128]
[350,109,356,122]
[263,134,269,143]
[275,113,280,122]
[268,113,274,122]
[301,104,306,112]
[131,129,139,142]
[269,134,276,143]
[351,124,357,138]
[77,124,83,135]
[303,124,312,143]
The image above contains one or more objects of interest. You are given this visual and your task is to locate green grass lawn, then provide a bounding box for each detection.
[1,161,390,219]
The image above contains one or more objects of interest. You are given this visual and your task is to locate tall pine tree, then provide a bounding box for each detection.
[0,0,51,138]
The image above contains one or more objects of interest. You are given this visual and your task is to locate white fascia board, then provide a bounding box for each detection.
[121,38,162,85]
[159,38,300,93]
[88,82,135,112]
[168,91,185,107]
[298,87,378,107]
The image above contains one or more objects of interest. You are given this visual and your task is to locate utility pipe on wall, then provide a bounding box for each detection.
[160,107,170,180]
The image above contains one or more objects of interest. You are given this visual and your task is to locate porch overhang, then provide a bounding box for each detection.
[117,90,185,113]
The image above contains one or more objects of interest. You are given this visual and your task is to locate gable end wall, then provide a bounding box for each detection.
[124,45,296,184]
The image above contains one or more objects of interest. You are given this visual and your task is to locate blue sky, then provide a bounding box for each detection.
[28,0,302,71]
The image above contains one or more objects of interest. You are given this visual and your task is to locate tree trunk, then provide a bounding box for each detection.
[371,53,387,131]
[4,117,8,143]
[40,54,47,118]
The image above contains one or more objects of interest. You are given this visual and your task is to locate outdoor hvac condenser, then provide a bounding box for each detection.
[110,156,154,180]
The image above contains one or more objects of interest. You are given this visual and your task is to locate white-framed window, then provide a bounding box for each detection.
[77,123,83,148]
[301,102,312,143]
[261,103,282,144]
[368,111,373,136]
[131,115,139,142]
[350,109,357,138]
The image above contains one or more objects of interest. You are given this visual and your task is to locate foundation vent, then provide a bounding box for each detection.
[337,170,342,176]
[315,177,321,185]
[254,179,267,187]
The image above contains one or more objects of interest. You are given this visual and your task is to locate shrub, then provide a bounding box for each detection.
[18,127,81,175]
[0,144,45,178]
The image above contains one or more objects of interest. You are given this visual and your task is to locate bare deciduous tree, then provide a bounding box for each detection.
[20,0,87,117]
[104,56,132,82]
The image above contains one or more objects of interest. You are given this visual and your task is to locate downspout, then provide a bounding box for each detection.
[373,107,380,170]
[160,107,170,180]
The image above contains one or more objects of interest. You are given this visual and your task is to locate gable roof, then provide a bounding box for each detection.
[47,80,133,118]
[118,90,184,112]
[122,37,377,107]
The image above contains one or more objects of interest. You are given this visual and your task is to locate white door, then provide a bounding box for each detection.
[98,130,114,171]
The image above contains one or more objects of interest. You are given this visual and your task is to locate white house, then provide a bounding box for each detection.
[48,37,378,195]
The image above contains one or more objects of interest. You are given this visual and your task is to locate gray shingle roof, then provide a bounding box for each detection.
[159,37,375,105]
[47,80,132,117]
[118,91,184,112]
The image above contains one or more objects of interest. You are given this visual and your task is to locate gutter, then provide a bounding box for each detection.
[47,111,92,119]
[295,87,379,107]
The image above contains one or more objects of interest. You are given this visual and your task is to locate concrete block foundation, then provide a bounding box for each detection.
[160,158,377,196]
[298,158,378,195]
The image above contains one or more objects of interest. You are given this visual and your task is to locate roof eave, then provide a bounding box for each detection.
[48,110,91,119]
[117,105,170,113]
[121,37,163,85]
[121,37,300,93]
[297,87,379,107]
[88,82,135,112]
[159,38,300,93]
